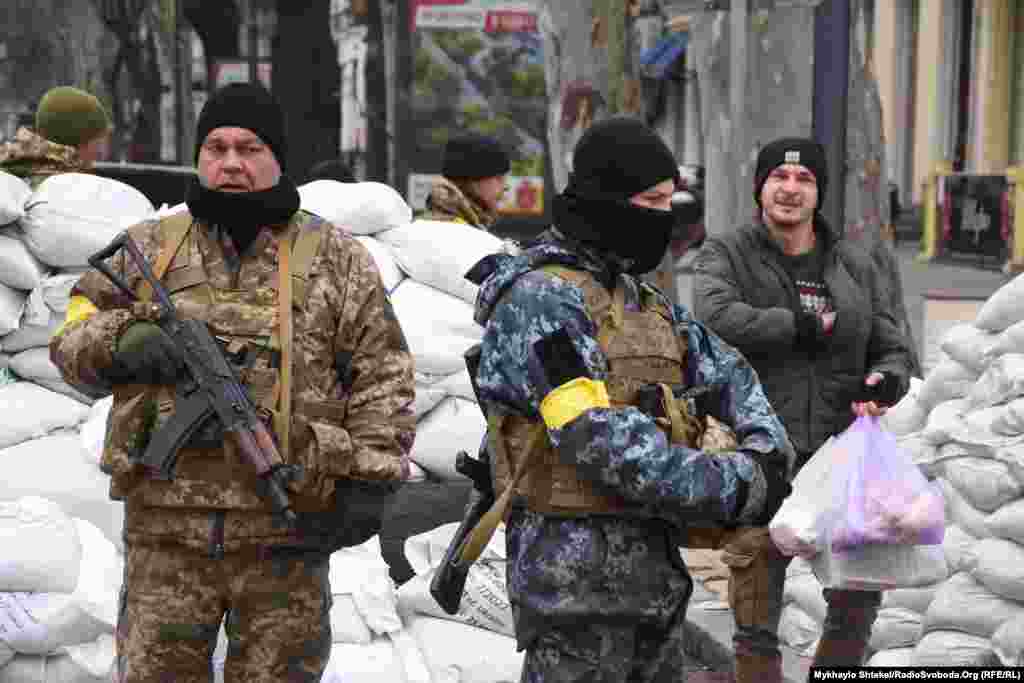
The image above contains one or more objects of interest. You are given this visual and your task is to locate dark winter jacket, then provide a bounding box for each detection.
[694,216,912,459]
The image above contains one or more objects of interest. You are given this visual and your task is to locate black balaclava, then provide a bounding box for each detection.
[753,137,828,207]
[186,83,300,253]
[552,117,679,275]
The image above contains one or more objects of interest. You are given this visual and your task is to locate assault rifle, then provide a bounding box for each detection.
[88,231,299,526]
[429,344,494,615]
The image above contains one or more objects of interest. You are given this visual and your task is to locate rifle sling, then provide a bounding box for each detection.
[275,236,293,460]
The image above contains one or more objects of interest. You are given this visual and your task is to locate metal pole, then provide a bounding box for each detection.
[729,0,748,232]
[812,0,851,232]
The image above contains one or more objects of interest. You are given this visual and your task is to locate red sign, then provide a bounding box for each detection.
[485,10,537,33]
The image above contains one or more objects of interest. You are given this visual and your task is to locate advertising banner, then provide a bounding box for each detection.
[408,0,546,217]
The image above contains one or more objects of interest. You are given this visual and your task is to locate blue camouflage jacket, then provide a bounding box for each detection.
[472,230,793,648]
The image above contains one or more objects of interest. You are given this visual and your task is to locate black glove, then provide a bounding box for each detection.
[749,463,792,527]
[856,372,904,406]
[101,322,186,385]
[529,327,590,394]
[792,311,825,352]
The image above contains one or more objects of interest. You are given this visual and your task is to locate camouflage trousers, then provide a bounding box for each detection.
[116,541,331,683]
[519,605,690,683]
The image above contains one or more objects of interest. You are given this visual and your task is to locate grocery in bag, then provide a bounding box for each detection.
[826,416,944,552]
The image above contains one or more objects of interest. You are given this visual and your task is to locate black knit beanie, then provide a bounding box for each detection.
[753,137,828,207]
[566,116,679,200]
[195,83,288,171]
[442,133,510,180]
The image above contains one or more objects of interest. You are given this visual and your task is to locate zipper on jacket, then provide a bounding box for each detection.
[209,510,226,559]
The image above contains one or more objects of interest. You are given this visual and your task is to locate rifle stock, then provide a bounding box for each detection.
[88,231,300,527]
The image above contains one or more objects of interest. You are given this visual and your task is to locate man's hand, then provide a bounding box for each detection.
[101,322,186,385]
[852,372,888,418]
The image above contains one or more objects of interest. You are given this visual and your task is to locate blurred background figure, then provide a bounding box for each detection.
[308,157,357,183]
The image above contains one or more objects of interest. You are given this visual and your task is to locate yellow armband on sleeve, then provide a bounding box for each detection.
[55,295,99,337]
[539,377,611,429]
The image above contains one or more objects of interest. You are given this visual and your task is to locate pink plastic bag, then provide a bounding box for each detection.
[826,416,945,552]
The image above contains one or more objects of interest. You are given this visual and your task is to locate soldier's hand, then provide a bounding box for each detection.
[102,322,185,385]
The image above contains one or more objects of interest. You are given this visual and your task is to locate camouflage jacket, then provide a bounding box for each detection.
[0,127,87,189]
[50,210,416,552]
[420,176,498,230]
[472,230,792,647]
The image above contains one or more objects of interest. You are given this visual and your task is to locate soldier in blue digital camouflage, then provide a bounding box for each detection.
[467,117,795,682]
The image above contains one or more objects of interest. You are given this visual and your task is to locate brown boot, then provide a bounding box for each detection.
[734,651,782,683]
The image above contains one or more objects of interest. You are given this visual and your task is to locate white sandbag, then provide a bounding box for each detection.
[388,628,432,683]
[986,499,1024,545]
[986,320,1024,360]
[0,497,81,593]
[942,524,979,574]
[776,604,819,656]
[320,637,408,683]
[392,280,482,342]
[924,571,1024,638]
[810,543,948,592]
[922,398,972,445]
[435,369,476,402]
[0,283,26,337]
[299,180,412,236]
[1,313,59,353]
[35,272,83,314]
[413,373,449,419]
[993,615,1024,666]
[0,172,30,226]
[399,523,513,637]
[405,613,524,683]
[992,398,1024,437]
[913,630,998,667]
[943,456,1022,512]
[409,397,487,480]
[969,354,1024,408]
[8,346,61,383]
[0,234,47,291]
[880,377,926,436]
[0,652,108,683]
[62,633,115,680]
[782,572,826,625]
[869,607,923,651]
[20,173,154,268]
[940,323,997,374]
[330,595,372,645]
[378,220,503,304]
[937,477,992,540]
[354,236,404,294]
[0,434,124,549]
[0,643,11,668]
[971,537,1024,603]
[899,434,943,479]
[0,382,89,448]
[0,519,121,656]
[866,647,916,667]
[880,584,940,613]
[407,460,429,483]
[975,273,1024,332]
[80,396,112,466]
[329,536,402,636]
[918,357,978,410]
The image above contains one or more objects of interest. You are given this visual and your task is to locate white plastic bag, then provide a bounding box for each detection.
[299,180,412,235]
[769,437,836,557]
[19,174,153,268]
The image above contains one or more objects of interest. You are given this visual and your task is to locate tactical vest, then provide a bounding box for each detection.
[112,211,333,512]
[491,265,689,516]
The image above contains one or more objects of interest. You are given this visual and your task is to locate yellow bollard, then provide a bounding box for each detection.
[1006,166,1024,274]
[917,162,952,264]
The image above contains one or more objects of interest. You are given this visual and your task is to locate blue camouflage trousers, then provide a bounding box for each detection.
[520,605,692,682]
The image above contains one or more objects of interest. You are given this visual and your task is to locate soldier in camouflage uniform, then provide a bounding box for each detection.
[0,86,112,189]
[50,83,415,682]
[420,132,510,231]
[468,117,793,682]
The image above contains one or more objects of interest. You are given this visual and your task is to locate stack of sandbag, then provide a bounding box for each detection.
[395,523,524,682]
[299,180,500,482]
[0,497,123,682]
[0,171,154,404]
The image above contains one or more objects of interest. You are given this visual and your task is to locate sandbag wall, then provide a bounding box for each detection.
[776,272,1024,667]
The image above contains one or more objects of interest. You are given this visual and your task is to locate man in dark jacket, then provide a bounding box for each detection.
[471,118,793,681]
[694,137,913,680]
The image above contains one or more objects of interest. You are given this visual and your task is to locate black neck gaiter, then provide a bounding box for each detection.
[185,176,301,253]
[552,192,676,275]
